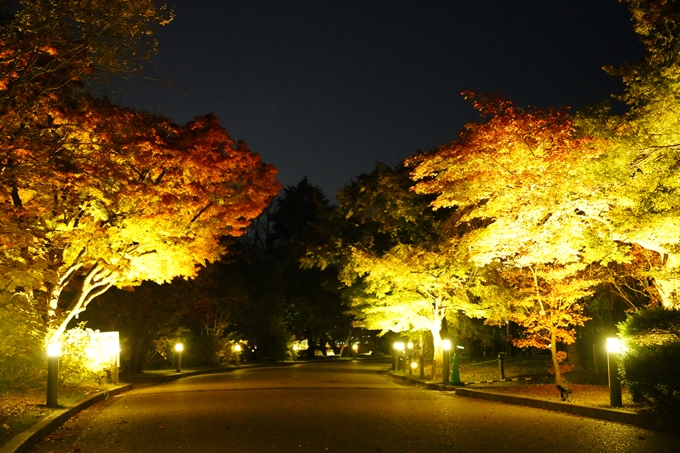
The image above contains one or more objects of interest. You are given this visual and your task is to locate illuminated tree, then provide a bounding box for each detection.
[306,163,488,373]
[575,0,680,308]
[1,95,280,339]
[408,93,622,382]
[0,0,173,322]
[342,241,492,363]
[501,265,596,384]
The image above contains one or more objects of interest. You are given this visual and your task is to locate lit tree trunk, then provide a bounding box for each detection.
[48,262,83,317]
[428,321,443,381]
[50,261,116,341]
[655,253,680,308]
[550,328,562,385]
[429,296,446,381]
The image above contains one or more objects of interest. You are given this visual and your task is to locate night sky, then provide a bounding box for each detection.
[105,0,645,199]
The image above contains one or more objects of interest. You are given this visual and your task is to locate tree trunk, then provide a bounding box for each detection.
[50,262,115,341]
[550,329,562,385]
[655,253,680,308]
[430,324,443,381]
[338,326,352,357]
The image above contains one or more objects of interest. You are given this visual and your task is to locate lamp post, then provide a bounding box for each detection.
[393,342,405,372]
[175,343,184,373]
[606,337,623,407]
[46,342,61,408]
[442,339,452,384]
[234,344,242,366]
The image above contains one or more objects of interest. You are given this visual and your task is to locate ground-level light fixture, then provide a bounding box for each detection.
[233,343,242,366]
[606,337,622,354]
[442,339,452,351]
[46,342,62,408]
[175,343,184,373]
[393,341,405,372]
[606,337,623,407]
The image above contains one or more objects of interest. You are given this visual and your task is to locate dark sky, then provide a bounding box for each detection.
[105,0,644,199]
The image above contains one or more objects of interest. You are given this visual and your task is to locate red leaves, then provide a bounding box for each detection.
[409,92,599,215]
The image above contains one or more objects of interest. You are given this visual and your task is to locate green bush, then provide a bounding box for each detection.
[59,324,109,384]
[619,306,680,413]
[620,341,680,413]
[0,304,45,391]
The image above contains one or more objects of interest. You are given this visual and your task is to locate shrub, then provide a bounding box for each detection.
[0,304,45,391]
[618,306,680,413]
[620,341,680,413]
[59,324,109,385]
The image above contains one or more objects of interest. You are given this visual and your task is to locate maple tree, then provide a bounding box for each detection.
[305,163,489,376]
[574,0,680,308]
[0,0,173,315]
[408,93,623,383]
[1,94,280,341]
[501,265,596,384]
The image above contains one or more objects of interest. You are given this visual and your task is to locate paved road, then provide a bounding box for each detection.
[33,361,680,453]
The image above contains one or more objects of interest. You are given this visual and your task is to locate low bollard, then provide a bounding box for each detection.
[498,353,505,380]
[46,342,61,408]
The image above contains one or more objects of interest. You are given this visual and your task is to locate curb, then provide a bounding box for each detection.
[389,373,680,434]
[0,384,133,453]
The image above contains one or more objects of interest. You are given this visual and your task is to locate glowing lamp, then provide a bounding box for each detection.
[393,341,405,351]
[352,343,358,352]
[47,342,62,357]
[234,344,242,352]
[407,342,413,350]
[606,337,621,354]
[410,361,418,369]
[442,339,452,351]
[175,343,184,352]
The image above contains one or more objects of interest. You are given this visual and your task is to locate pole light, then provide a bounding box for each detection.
[46,342,62,408]
[175,343,184,373]
[606,337,623,407]
[442,339,452,384]
[234,344,242,366]
[393,342,405,372]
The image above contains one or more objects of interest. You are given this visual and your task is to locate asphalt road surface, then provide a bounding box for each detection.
[32,360,680,453]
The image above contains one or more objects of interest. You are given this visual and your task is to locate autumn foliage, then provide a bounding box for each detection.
[0,2,279,346]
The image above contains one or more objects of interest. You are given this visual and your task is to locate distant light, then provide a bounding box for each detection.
[47,342,62,357]
[606,337,621,354]
[352,343,358,351]
[175,343,184,352]
[393,341,405,351]
[407,342,413,350]
[234,344,242,352]
[442,339,452,351]
[411,361,418,369]
[293,344,299,351]
[457,345,465,350]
